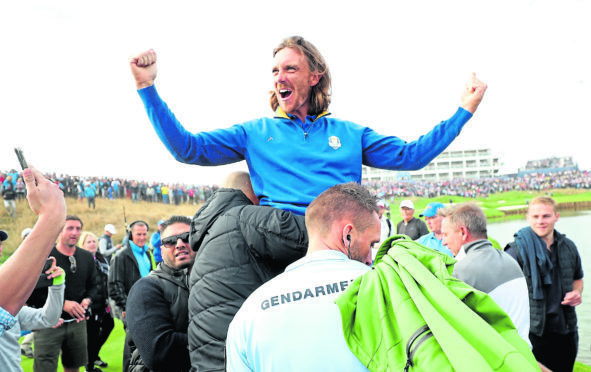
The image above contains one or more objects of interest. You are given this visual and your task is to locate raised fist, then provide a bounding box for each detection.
[129,49,158,90]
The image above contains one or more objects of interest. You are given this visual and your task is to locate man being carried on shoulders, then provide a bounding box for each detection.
[131,35,486,370]
[130,36,487,216]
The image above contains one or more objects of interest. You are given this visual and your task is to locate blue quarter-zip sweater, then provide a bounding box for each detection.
[139,85,472,215]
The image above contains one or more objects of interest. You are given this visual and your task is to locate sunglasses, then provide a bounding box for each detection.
[161,232,190,248]
[69,255,77,274]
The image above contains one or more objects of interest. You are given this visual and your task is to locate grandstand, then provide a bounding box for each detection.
[518,156,578,176]
[362,148,501,182]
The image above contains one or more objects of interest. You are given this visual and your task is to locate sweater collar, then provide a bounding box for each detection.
[462,239,490,254]
[273,107,331,122]
[159,262,187,278]
[129,240,147,255]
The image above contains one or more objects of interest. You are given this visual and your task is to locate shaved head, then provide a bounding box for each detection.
[223,171,259,205]
[305,182,378,238]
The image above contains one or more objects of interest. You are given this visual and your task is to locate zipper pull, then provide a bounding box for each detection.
[405,325,432,371]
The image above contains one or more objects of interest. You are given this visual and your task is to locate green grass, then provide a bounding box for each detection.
[19,321,591,371]
[385,189,591,225]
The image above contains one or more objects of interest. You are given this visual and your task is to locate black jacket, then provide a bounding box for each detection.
[1,182,16,200]
[396,217,429,240]
[188,189,308,371]
[128,263,191,372]
[108,243,154,318]
[505,230,582,336]
[90,251,110,315]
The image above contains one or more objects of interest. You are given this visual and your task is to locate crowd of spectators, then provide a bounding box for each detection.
[363,169,591,199]
[0,169,219,206]
[2,167,590,208]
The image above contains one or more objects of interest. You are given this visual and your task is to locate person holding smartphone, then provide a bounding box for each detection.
[0,166,66,338]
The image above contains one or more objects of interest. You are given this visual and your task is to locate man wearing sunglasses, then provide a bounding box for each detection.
[28,215,99,372]
[126,216,195,372]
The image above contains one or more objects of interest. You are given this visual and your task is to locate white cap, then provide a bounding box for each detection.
[21,228,33,240]
[400,200,414,209]
[104,224,117,234]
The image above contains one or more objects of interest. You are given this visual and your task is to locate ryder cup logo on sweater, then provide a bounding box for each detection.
[328,136,341,150]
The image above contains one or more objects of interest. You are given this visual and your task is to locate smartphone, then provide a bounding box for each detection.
[34,258,55,290]
[14,147,28,170]
[41,258,53,272]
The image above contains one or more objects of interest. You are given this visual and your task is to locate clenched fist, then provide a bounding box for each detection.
[130,49,157,90]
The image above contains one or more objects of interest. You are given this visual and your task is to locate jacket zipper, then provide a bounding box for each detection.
[404,325,433,372]
[292,116,315,141]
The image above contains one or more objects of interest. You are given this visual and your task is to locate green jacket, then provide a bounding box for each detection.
[335,236,538,372]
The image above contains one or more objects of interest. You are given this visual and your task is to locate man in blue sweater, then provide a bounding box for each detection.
[129,35,487,216]
[130,36,487,371]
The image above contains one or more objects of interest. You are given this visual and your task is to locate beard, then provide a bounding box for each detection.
[348,242,367,264]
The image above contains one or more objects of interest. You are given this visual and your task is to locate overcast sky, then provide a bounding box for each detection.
[1,0,589,185]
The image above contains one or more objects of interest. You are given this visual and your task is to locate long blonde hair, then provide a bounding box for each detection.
[78,231,98,250]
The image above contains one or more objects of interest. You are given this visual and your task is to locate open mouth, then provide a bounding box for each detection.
[279,89,292,99]
[176,251,189,259]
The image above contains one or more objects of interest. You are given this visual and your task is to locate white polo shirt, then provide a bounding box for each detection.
[226,250,371,372]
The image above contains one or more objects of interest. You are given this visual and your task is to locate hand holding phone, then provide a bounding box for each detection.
[42,258,53,272]
[34,257,63,289]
